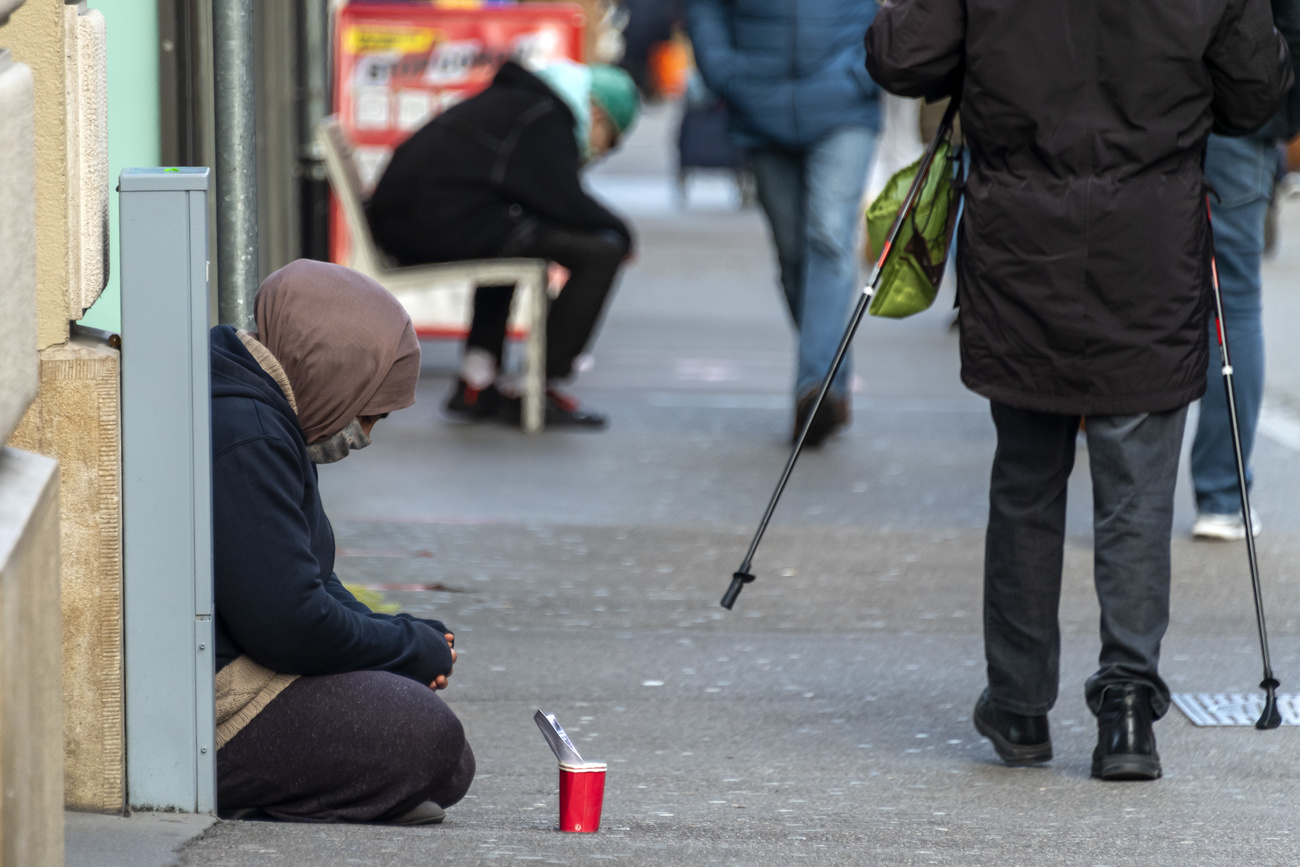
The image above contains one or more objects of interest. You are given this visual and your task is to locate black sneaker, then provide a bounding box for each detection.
[1091,684,1161,781]
[497,389,608,429]
[445,379,503,421]
[973,689,1052,766]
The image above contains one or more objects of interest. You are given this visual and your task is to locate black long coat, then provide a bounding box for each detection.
[367,62,631,266]
[866,0,1293,414]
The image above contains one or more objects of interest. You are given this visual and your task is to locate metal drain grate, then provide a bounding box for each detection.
[1172,693,1300,726]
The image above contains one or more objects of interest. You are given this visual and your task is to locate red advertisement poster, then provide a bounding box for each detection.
[331,2,587,265]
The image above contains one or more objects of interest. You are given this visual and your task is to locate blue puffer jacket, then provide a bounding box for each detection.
[686,0,880,149]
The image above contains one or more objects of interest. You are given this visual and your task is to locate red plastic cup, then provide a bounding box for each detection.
[558,761,606,833]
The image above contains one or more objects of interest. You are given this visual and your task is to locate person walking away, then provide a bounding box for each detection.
[212,260,472,822]
[1191,0,1300,541]
[367,60,640,429]
[867,0,1291,779]
[686,0,881,447]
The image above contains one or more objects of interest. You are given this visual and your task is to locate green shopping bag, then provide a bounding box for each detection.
[864,142,961,319]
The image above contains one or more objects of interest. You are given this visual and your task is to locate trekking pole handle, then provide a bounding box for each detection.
[721,571,755,610]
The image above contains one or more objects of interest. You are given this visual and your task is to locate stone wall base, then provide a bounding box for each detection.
[8,336,122,813]
[0,447,63,866]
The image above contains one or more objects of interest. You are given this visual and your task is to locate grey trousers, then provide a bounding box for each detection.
[983,402,1188,719]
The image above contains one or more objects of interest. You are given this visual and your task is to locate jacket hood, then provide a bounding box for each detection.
[211,324,299,427]
[532,60,593,159]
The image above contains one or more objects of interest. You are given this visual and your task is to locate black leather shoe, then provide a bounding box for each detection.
[793,389,849,448]
[973,689,1052,766]
[1092,683,1161,781]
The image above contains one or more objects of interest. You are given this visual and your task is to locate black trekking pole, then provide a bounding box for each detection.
[1205,198,1282,729]
[722,99,960,610]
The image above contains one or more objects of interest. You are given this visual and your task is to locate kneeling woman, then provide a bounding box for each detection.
[211,259,472,823]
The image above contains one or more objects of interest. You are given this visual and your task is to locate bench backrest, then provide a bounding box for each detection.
[315,116,382,275]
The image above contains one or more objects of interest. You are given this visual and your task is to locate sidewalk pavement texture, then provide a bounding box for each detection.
[81,104,1300,865]
[66,812,215,867]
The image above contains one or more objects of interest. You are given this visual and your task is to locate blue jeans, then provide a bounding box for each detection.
[985,403,1187,719]
[1191,135,1274,515]
[748,126,876,400]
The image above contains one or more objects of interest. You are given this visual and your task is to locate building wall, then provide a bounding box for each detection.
[0,449,63,866]
[6,2,72,350]
[0,2,68,862]
[4,0,120,819]
[0,47,36,444]
[9,337,123,813]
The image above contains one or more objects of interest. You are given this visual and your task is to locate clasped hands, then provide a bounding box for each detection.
[431,631,456,691]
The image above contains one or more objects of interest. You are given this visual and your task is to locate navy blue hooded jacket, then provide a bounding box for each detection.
[210,325,453,682]
[686,0,880,149]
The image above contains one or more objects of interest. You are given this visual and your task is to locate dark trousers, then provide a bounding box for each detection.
[983,402,1187,720]
[468,223,626,380]
[218,671,475,823]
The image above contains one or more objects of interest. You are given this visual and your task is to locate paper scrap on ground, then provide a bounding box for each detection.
[1172,693,1300,726]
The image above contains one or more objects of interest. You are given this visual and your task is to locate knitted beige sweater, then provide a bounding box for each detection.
[215,657,300,749]
[214,331,303,748]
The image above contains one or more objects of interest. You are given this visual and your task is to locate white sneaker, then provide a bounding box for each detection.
[1192,508,1261,541]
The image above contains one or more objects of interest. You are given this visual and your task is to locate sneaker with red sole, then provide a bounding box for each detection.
[496,388,608,429]
[445,379,504,421]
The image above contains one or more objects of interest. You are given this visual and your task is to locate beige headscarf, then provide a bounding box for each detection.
[254,259,420,444]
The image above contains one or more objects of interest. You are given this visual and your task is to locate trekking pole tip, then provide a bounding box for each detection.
[1256,677,1283,730]
[721,571,755,610]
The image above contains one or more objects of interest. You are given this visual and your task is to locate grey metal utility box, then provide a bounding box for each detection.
[119,167,216,813]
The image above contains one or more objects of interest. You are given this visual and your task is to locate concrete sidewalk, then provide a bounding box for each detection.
[66,811,214,867]
[77,103,1300,866]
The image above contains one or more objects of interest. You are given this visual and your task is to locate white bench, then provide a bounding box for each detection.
[315,116,548,433]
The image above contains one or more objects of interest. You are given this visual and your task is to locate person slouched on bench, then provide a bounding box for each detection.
[367,60,640,429]
[211,260,471,824]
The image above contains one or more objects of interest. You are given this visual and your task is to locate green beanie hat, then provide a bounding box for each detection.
[589,64,640,136]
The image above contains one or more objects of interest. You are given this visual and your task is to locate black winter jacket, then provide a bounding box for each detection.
[867,0,1293,414]
[210,325,453,682]
[367,62,632,266]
